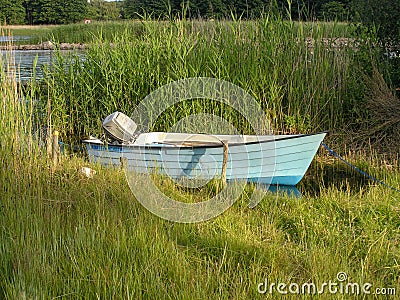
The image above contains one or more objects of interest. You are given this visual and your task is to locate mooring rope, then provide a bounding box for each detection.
[321,142,400,193]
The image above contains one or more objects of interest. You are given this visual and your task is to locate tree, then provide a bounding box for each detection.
[227,0,266,19]
[320,1,348,21]
[24,0,88,24]
[351,0,400,48]
[351,0,400,90]
[0,0,25,24]
[88,0,121,21]
[123,0,270,20]
[207,0,228,19]
[124,0,173,19]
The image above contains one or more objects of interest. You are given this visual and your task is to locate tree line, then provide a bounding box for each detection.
[123,0,352,21]
[0,0,121,25]
[0,0,373,25]
[0,0,398,50]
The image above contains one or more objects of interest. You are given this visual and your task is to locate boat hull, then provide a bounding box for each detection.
[83,132,326,186]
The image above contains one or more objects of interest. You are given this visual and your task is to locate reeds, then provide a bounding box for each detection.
[0,30,38,176]
[39,17,365,145]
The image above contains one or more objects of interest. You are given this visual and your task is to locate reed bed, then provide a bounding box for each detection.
[1,22,145,45]
[0,37,42,180]
[39,18,367,145]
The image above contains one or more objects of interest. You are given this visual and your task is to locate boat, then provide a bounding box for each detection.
[83,112,327,186]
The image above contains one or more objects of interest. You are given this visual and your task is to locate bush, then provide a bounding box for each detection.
[351,0,400,52]
[320,1,348,22]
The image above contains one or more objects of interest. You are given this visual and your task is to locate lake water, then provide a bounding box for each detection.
[1,50,55,81]
[0,36,31,43]
[1,34,83,81]
[0,49,84,82]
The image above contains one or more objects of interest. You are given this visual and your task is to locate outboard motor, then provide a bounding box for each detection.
[102,112,137,143]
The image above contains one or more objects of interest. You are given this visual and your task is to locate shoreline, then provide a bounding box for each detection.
[0,41,86,50]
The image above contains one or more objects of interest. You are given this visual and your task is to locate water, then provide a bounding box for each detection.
[0,35,32,43]
[1,49,83,82]
[1,50,55,81]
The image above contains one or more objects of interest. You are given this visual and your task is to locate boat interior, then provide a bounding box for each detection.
[134,132,298,146]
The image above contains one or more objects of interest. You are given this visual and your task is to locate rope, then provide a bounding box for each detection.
[321,142,400,193]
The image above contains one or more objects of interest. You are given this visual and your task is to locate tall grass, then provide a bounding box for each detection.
[0,36,41,180]
[46,21,148,44]
[1,22,146,45]
[1,152,399,298]
[0,25,56,45]
[40,17,366,144]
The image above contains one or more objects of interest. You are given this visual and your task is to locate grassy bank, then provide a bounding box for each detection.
[1,17,399,299]
[1,152,399,298]
[1,25,58,45]
[2,21,144,45]
[2,20,353,45]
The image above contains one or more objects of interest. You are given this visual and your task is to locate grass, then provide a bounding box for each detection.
[1,20,355,45]
[0,24,57,45]
[1,155,399,298]
[1,21,146,45]
[1,17,399,299]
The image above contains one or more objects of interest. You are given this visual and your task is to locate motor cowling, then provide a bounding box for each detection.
[102,112,137,143]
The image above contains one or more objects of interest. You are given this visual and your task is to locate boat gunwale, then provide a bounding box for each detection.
[82,131,328,150]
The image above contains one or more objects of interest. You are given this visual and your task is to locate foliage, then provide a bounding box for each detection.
[40,21,146,43]
[0,0,25,24]
[124,0,168,19]
[351,0,400,50]
[87,0,122,21]
[290,0,351,20]
[24,0,89,25]
[319,1,348,21]
[350,0,400,93]
[123,0,270,19]
[122,0,353,20]
[0,0,362,24]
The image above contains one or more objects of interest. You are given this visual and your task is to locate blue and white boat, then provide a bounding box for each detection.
[83,112,326,186]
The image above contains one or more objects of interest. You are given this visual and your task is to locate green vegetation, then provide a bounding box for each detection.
[0,0,122,25]
[24,0,88,25]
[1,154,399,298]
[1,16,399,299]
[0,0,395,25]
[2,22,142,45]
[1,25,56,45]
[43,21,146,44]
[352,0,400,46]
[88,0,121,21]
[122,0,353,20]
[1,67,399,296]
[40,19,366,145]
[0,0,25,24]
